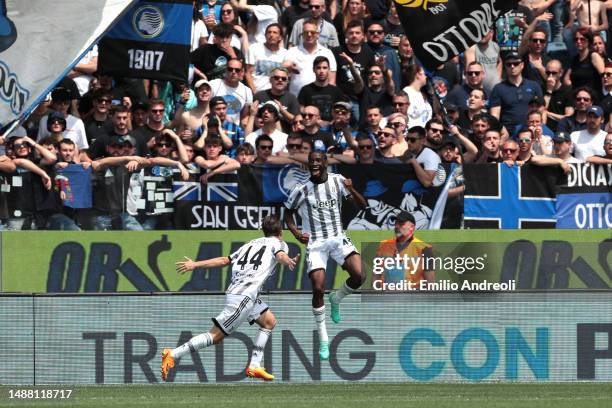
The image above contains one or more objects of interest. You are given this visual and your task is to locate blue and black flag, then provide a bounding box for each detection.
[99,0,192,82]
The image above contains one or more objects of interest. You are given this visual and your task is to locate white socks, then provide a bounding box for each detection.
[171,332,213,359]
[313,306,328,343]
[334,281,355,303]
[249,328,272,368]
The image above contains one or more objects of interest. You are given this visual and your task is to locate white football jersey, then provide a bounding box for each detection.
[227,237,288,300]
[285,173,350,242]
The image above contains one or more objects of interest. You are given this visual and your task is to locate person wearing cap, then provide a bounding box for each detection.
[177,79,212,132]
[329,100,358,152]
[374,211,435,291]
[550,132,582,163]
[298,56,346,125]
[254,67,300,134]
[46,111,67,143]
[37,87,89,153]
[490,52,543,133]
[245,23,288,95]
[570,105,608,161]
[543,59,574,133]
[245,101,288,154]
[586,133,612,164]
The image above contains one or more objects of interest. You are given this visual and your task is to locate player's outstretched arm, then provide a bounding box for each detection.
[275,252,300,271]
[176,256,230,274]
[344,178,367,209]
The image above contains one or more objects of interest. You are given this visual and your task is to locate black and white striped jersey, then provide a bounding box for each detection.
[227,237,288,300]
[284,173,351,242]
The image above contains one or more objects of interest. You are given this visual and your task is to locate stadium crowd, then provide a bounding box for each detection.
[1,0,612,230]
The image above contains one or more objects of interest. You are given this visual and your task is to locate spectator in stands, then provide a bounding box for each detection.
[289,0,339,48]
[456,89,487,130]
[283,19,337,96]
[526,110,554,155]
[551,131,582,163]
[209,58,253,128]
[391,91,410,117]
[374,126,399,162]
[359,63,394,123]
[298,56,346,124]
[464,31,501,95]
[468,113,492,149]
[424,118,445,151]
[362,106,384,141]
[501,139,520,166]
[329,101,358,152]
[38,87,88,152]
[245,101,288,154]
[388,113,408,157]
[132,99,167,156]
[402,64,432,128]
[333,20,373,121]
[570,105,608,161]
[195,134,241,184]
[253,134,275,164]
[131,101,148,130]
[398,35,417,67]
[206,96,242,155]
[254,67,300,134]
[404,125,441,188]
[516,127,535,162]
[84,89,112,146]
[564,27,605,97]
[176,79,212,131]
[235,142,255,164]
[518,27,550,88]
[490,51,543,133]
[89,105,134,160]
[209,3,248,52]
[601,63,612,128]
[322,133,375,165]
[279,0,311,36]
[557,87,595,133]
[446,62,487,111]
[444,125,479,164]
[365,20,401,91]
[586,132,612,163]
[333,0,367,46]
[192,23,244,82]
[245,23,287,94]
[230,0,278,46]
[476,128,503,163]
[297,105,335,148]
[46,112,67,144]
[543,59,574,132]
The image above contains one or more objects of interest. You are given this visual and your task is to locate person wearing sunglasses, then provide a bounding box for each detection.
[374,126,400,162]
[517,27,550,88]
[288,0,339,49]
[84,89,113,147]
[130,98,167,156]
[403,126,441,188]
[564,27,605,97]
[209,58,253,129]
[37,87,88,154]
[365,20,400,93]
[296,105,335,149]
[446,62,487,111]
[542,59,574,132]
[490,51,543,133]
[245,101,288,154]
[501,139,521,167]
[557,86,595,134]
[387,112,408,157]
[585,132,612,164]
[254,67,299,134]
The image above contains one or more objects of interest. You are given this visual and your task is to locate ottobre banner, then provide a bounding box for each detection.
[1,292,612,384]
[1,230,610,293]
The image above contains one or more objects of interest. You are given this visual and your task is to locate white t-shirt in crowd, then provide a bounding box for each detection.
[570,129,606,161]
[284,44,336,96]
[245,128,288,154]
[73,45,98,96]
[209,79,253,125]
[246,43,287,92]
[248,5,278,45]
[403,86,432,128]
[191,19,209,51]
[37,114,89,150]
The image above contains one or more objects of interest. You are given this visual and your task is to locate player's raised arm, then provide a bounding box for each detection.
[176,256,231,274]
[275,251,300,271]
[284,209,310,244]
[343,178,367,209]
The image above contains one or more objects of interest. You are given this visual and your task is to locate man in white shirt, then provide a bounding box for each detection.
[570,106,607,161]
[405,125,441,188]
[283,19,337,96]
[288,0,339,48]
[245,101,288,154]
[209,58,253,128]
[245,23,288,94]
[37,88,88,151]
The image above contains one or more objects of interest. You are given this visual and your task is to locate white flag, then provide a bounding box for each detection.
[0,0,136,125]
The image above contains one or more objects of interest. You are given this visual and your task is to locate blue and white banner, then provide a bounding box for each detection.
[0,0,136,126]
[56,164,93,209]
[98,0,192,82]
[556,163,612,229]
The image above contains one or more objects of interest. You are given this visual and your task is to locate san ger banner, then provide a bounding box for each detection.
[0,0,136,126]
[98,0,192,82]
[394,0,516,69]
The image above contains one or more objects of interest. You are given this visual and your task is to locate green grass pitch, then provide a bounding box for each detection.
[2,383,612,407]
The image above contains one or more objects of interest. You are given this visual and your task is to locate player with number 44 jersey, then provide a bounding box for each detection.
[284,151,367,361]
[161,215,298,382]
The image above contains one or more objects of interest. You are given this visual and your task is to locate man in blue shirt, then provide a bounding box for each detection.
[489,52,542,133]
